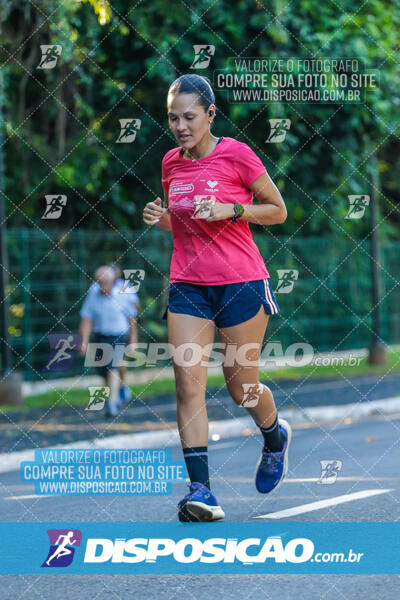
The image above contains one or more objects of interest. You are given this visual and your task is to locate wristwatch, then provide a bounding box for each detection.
[231,203,244,223]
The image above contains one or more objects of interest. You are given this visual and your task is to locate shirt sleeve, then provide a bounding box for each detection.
[80,293,95,320]
[234,143,267,189]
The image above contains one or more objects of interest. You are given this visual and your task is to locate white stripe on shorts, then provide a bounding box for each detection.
[263,278,279,314]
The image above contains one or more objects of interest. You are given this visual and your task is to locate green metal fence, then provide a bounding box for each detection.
[2,228,399,381]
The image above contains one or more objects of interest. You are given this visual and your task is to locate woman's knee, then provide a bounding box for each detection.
[174,369,205,406]
[227,379,268,405]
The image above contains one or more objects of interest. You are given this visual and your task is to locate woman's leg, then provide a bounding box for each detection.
[217,305,277,429]
[168,310,225,520]
[167,311,215,447]
[218,305,291,496]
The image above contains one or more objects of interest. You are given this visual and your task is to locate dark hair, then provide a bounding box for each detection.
[167,74,215,112]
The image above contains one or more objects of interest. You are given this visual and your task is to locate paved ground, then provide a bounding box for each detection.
[0,372,399,453]
[0,415,399,598]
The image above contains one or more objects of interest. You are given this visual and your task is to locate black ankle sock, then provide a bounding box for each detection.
[259,416,284,452]
[183,446,210,489]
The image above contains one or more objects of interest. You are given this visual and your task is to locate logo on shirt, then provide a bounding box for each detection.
[171,196,193,208]
[170,183,194,195]
[42,529,82,568]
[205,179,219,192]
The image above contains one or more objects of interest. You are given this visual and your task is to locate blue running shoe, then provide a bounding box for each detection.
[178,482,225,522]
[255,418,292,494]
[119,385,132,404]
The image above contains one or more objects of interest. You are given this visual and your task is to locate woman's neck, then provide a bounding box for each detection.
[185,133,219,160]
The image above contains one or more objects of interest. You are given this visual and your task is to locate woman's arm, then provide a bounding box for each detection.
[155,189,172,231]
[201,172,287,226]
[242,171,287,225]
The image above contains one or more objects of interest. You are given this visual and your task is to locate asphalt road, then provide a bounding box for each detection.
[0,414,399,599]
[1,372,399,452]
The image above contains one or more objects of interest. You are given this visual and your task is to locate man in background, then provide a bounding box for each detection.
[79,265,139,417]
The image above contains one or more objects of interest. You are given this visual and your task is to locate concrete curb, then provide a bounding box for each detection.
[1,395,399,474]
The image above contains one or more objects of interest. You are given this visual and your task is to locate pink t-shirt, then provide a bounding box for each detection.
[161,136,270,285]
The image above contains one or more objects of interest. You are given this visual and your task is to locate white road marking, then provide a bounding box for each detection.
[2,494,51,501]
[254,488,393,519]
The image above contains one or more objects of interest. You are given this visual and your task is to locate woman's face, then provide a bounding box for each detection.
[167,92,213,149]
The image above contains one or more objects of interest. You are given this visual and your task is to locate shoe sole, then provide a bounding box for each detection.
[254,418,292,494]
[186,501,225,522]
[178,501,197,522]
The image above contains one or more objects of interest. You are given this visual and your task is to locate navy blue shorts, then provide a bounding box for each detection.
[162,279,279,328]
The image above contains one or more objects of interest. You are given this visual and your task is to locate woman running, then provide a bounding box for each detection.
[142,74,291,522]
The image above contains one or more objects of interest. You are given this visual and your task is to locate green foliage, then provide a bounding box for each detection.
[0,0,399,237]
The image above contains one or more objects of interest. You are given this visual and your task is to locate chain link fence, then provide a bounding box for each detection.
[2,228,399,381]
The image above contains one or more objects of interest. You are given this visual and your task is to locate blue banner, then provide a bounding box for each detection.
[0,522,399,574]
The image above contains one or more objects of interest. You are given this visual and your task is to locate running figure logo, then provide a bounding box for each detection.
[86,386,110,410]
[266,119,291,143]
[345,195,370,219]
[240,383,264,408]
[42,195,67,219]
[275,269,299,294]
[120,269,145,293]
[42,529,82,568]
[116,119,141,143]
[190,45,215,69]
[317,460,343,484]
[37,45,62,69]
[191,195,216,219]
[42,334,81,372]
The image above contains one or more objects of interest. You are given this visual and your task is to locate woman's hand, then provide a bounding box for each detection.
[143,197,167,225]
[201,202,235,222]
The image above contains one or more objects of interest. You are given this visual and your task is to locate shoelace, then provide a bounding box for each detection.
[184,482,207,499]
[261,452,281,473]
